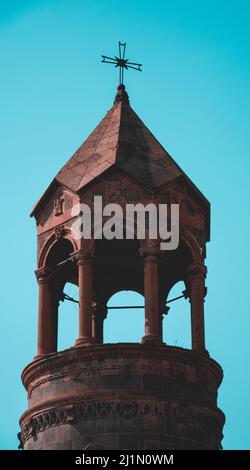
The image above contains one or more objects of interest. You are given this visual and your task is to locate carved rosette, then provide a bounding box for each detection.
[54,225,65,240]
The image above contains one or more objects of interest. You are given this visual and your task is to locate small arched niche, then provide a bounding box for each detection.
[104,290,145,343]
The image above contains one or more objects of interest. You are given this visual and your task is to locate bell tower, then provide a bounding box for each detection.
[19,83,225,450]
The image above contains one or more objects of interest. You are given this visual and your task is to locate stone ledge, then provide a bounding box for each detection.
[21,343,223,390]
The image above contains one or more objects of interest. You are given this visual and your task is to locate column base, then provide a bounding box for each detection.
[34,351,54,360]
[74,337,94,347]
[34,354,46,360]
[141,334,162,345]
[192,347,209,356]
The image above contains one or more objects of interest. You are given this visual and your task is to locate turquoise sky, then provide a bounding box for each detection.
[0,0,249,450]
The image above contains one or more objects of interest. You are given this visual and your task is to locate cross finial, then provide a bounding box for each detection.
[101,42,142,85]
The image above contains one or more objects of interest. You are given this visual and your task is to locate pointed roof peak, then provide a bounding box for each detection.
[32,84,210,221]
[114,84,130,105]
[54,96,183,192]
[31,86,209,225]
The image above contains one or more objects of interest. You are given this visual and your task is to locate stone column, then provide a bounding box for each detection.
[159,298,169,342]
[36,268,56,357]
[186,263,207,351]
[51,292,59,352]
[74,252,94,347]
[141,251,161,344]
[92,302,107,344]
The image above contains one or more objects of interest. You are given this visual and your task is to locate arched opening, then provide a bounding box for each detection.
[163,280,191,349]
[58,282,78,351]
[159,237,194,350]
[44,238,77,352]
[104,291,145,343]
[93,238,144,343]
[46,238,74,268]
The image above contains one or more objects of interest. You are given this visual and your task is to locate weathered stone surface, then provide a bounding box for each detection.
[22,84,224,451]
[20,344,224,450]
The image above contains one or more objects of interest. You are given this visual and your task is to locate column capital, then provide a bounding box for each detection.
[186,263,207,279]
[143,254,159,265]
[185,264,207,301]
[72,249,93,265]
[139,239,161,260]
[35,267,50,283]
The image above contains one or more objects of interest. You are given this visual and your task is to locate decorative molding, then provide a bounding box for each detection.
[66,363,81,381]
[54,224,65,240]
[54,197,64,216]
[20,397,224,448]
[35,267,50,282]
[65,404,76,424]
[38,226,78,268]
[21,345,223,393]
[139,238,161,258]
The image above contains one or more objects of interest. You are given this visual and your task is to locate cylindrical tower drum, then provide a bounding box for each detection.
[20,343,224,450]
